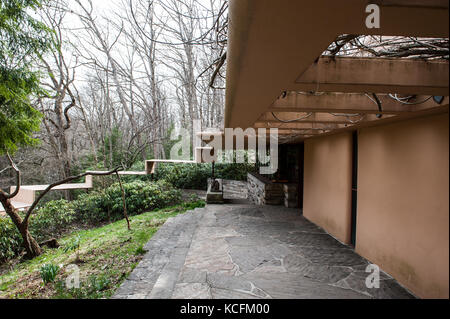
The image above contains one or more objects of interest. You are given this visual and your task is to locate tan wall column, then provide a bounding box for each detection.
[303,132,353,244]
[357,113,449,299]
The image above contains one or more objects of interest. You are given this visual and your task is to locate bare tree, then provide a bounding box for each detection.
[37,1,80,196]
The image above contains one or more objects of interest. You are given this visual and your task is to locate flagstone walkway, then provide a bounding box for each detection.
[113,203,415,299]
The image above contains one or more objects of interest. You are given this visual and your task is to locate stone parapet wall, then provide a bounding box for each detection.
[222,180,248,199]
[247,173,284,205]
[206,179,248,200]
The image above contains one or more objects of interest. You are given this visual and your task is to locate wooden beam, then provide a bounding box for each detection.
[270,92,448,114]
[276,129,327,135]
[290,56,449,96]
[258,111,395,124]
[254,121,353,130]
[271,104,449,143]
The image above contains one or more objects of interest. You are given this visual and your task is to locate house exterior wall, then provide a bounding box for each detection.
[356,113,449,299]
[303,132,353,244]
[301,113,449,298]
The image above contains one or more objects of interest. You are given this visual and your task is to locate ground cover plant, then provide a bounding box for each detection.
[0,200,205,298]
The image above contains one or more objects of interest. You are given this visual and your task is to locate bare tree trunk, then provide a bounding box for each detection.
[0,195,42,258]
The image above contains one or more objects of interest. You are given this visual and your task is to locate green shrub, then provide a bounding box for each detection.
[73,192,109,224]
[40,263,59,284]
[1,180,183,263]
[154,162,254,190]
[30,200,76,242]
[0,217,22,262]
[216,162,255,181]
[73,180,182,224]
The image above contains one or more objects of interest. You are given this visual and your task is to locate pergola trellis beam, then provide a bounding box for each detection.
[255,57,448,140]
[254,121,348,130]
[258,112,395,125]
[275,129,328,135]
[290,56,449,96]
[270,92,448,115]
[255,122,353,130]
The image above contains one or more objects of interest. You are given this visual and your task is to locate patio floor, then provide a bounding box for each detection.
[113,202,415,299]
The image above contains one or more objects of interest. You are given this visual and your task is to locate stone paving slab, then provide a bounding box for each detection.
[113,208,203,299]
[114,203,415,299]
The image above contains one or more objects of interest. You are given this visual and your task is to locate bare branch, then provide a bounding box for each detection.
[4,152,21,199]
[23,166,123,225]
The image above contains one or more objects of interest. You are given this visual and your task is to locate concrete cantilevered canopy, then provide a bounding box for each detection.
[223,0,449,141]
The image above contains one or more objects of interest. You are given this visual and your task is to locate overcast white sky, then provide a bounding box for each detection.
[35,0,226,128]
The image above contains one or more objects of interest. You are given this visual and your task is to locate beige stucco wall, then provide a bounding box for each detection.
[303,132,353,244]
[356,113,449,299]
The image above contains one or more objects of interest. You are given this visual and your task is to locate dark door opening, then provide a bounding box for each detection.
[269,143,304,214]
[350,131,358,247]
[298,143,304,213]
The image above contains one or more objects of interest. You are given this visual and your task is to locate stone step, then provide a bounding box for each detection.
[112,207,204,299]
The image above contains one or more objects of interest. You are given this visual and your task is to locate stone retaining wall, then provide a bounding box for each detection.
[247,173,299,207]
[247,172,284,205]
